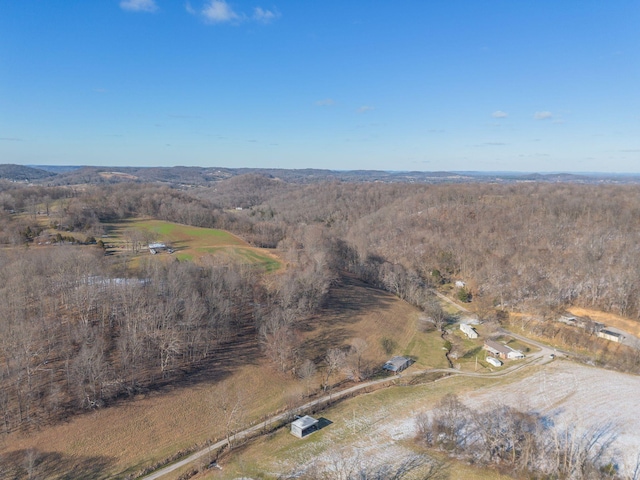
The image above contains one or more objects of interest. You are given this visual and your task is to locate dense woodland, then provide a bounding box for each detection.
[2,172,640,440]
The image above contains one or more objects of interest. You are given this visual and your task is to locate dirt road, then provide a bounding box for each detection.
[139,333,553,479]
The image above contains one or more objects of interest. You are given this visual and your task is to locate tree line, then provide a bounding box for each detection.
[0,244,333,432]
[415,393,639,480]
[3,176,640,431]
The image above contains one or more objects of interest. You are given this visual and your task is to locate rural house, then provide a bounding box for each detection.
[460,323,479,339]
[597,329,625,343]
[557,315,604,334]
[483,339,524,360]
[148,242,174,254]
[291,415,319,438]
[383,356,413,374]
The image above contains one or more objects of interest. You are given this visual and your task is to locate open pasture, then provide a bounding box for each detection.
[106,219,281,271]
[0,273,433,479]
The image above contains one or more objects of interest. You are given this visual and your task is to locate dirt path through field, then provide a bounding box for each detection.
[140,335,554,479]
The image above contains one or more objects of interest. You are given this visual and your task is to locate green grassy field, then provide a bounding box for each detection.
[106,219,281,271]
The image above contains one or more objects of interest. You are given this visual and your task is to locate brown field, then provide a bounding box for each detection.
[193,374,516,480]
[99,172,139,180]
[568,306,640,337]
[193,359,640,480]
[0,275,442,479]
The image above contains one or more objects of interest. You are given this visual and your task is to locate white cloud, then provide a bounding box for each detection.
[120,0,157,12]
[202,0,240,23]
[492,110,508,118]
[534,111,553,120]
[197,1,280,25]
[315,98,335,107]
[253,7,279,23]
[357,105,374,113]
[185,1,196,14]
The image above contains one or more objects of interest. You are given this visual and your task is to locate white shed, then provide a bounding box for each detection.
[597,329,624,343]
[487,357,502,367]
[291,415,319,438]
[460,323,479,339]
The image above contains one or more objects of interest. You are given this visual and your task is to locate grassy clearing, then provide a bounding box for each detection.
[105,218,282,271]
[199,374,515,480]
[132,220,245,246]
[299,275,449,376]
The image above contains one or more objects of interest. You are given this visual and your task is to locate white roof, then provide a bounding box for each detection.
[292,415,318,429]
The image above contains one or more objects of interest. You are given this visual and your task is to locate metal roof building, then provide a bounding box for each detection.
[291,415,319,438]
[383,356,413,373]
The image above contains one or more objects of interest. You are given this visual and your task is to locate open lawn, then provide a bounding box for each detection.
[105,219,281,271]
[196,375,516,480]
[192,359,640,479]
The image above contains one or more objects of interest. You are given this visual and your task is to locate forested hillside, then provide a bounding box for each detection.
[2,173,640,436]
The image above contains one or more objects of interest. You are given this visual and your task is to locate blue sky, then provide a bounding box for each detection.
[1,1,639,172]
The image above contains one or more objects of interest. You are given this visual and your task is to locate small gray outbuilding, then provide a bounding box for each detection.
[383,356,413,374]
[291,415,319,438]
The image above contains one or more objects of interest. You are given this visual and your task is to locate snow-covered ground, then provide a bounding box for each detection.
[463,360,640,472]
[281,360,640,477]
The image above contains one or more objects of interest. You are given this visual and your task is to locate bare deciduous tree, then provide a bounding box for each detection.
[322,348,346,391]
[344,338,368,381]
[298,359,317,397]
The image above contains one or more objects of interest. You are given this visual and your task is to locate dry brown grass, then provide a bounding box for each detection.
[568,306,640,336]
[0,363,298,479]
[299,274,448,375]
[0,274,437,479]
[191,375,516,480]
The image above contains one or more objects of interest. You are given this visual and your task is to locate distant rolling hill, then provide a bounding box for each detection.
[0,164,57,181]
[3,163,640,186]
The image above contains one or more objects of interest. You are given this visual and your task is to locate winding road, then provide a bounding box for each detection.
[139,326,555,479]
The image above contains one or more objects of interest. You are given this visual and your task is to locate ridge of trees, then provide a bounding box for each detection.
[3,177,640,435]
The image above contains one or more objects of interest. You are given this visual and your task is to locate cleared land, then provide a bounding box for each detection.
[105,219,281,271]
[568,306,640,338]
[199,360,640,479]
[0,275,442,479]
